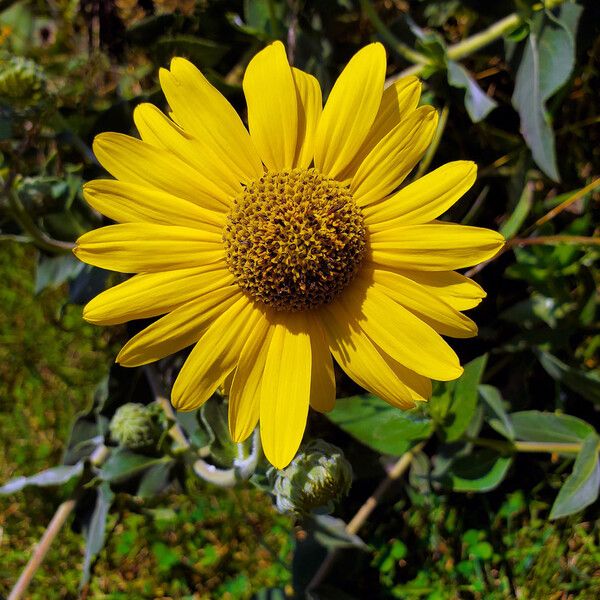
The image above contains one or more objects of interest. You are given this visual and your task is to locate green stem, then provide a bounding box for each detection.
[6,187,74,254]
[472,437,583,455]
[386,0,567,84]
[360,0,429,65]
[414,103,449,179]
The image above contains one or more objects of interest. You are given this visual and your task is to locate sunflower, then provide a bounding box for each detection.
[75,42,504,469]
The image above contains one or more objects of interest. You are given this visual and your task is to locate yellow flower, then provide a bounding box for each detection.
[75,42,504,469]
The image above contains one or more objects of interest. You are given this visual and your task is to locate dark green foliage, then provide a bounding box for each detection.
[1,0,599,597]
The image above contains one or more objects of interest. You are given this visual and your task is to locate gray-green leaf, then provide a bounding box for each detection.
[510,411,596,445]
[550,434,600,519]
[81,482,114,585]
[511,5,583,180]
[447,60,497,122]
[0,462,83,494]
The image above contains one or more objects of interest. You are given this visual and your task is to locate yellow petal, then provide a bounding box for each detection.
[83,179,225,233]
[336,76,421,181]
[83,265,234,325]
[307,313,335,413]
[74,223,224,273]
[243,41,298,171]
[339,278,463,380]
[228,312,273,442]
[260,312,312,469]
[93,133,229,212]
[369,223,506,271]
[314,43,386,179]
[385,268,486,311]
[292,67,322,169]
[366,268,477,338]
[116,285,241,367]
[320,301,430,408]
[351,106,438,207]
[133,102,193,147]
[364,161,477,229]
[133,103,242,199]
[172,296,262,411]
[159,57,263,183]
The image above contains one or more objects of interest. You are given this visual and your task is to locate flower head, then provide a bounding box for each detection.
[271,440,353,515]
[75,42,504,468]
[109,402,162,450]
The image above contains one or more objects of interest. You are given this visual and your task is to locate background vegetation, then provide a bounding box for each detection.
[0,0,598,598]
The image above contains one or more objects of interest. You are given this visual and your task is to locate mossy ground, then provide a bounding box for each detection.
[0,241,292,598]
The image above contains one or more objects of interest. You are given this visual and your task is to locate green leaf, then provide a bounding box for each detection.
[550,434,600,519]
[510,411,596,444]
[0,462,83,494]
[35,254,84,294]
[200,397,251,467]
[511,5,583,180]
[449,449,513,492]
[433,354,488,442]
[479,385,515,440]
[537,350,600,405]
[326,394,433,456]
[81,482,114,585]
[99,448,166,483]
[447,61,497,122]
[136,460,174,499]
[310,514,368,551]
[500,181,534,239]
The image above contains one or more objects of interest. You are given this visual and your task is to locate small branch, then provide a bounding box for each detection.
[360,0,429,66]
[307,442,424,592]
[6,187,74,254]
[8,445,109,600]
[509,235,600,247]
[7,499,77,600]
[527,178,600,233]
[386,0,567,84]
[471,437,583,455]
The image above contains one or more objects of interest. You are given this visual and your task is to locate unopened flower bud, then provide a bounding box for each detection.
[271,440,353,515]
[0,55,46,108]
[109,403,162,450]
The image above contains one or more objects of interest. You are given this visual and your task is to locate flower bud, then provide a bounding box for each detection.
[109,403,162,450]
[0,55,46,108]
[271,440,353,515]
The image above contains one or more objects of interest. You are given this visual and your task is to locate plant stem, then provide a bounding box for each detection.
[7,499,77,600]
[306,442,424,592]
[527,177,600,232]
[360,0,429,66]
[8,445,109,600]
[6,187,74,254]
[472,437,583,455]
[385,0,567,84]
[414,103,449,179]
[510,235,600,247]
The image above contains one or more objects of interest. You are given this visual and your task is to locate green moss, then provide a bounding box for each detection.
[0,241,292,598]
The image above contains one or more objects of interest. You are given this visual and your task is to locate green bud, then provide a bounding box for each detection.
[0,55,46,108]
[271,440,353,515]
[109,403,162,450]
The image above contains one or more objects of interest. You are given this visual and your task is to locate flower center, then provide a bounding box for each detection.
[223,168,366,312]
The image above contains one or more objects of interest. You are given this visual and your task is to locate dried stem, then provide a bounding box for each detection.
[8,445,109,600]
[307,442,424,593]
